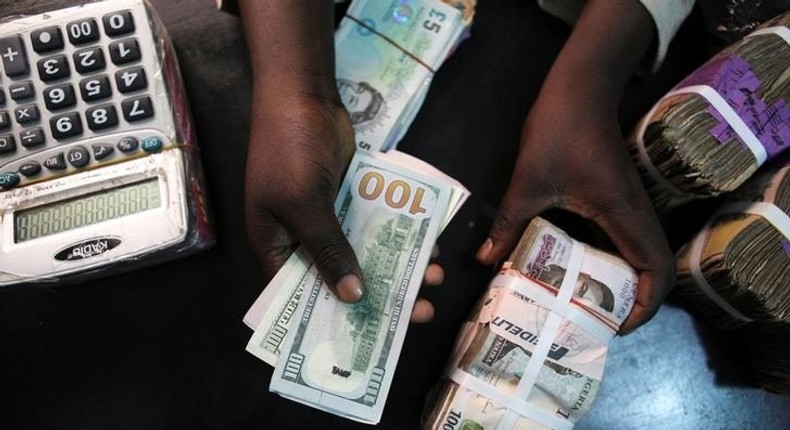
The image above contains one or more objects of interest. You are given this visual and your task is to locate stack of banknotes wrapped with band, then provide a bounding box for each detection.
[336,0,475,153]
[244,149,469,424]
[422,217,639,430]
[673,159,790,394]
[628,11,790,210]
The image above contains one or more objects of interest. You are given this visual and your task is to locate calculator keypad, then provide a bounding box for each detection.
[0,5,165,189]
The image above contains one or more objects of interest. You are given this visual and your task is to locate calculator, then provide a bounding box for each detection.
[0,0,213,286]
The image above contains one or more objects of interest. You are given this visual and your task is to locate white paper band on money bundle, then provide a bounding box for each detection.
[689,201,790,323]
[448,369,575,430]
[746,26,790,46]
[496,240,585,430]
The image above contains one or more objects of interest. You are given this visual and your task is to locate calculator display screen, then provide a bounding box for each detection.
[14,179,162,243]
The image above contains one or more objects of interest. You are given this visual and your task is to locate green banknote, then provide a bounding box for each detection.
[259,151,460,424]
[244,150,468,367]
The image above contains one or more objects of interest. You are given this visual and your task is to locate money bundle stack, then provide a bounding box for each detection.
[423,217,638,430]
[673,161,790,394]
[628,12,790,210]
[244,150,469,424]
[336,0,475,153]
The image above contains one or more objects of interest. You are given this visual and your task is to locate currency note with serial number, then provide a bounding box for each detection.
[262,151,455,424]
[336,0,464,152]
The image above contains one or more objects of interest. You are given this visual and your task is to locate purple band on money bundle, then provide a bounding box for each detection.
[782,239,790,258]
[677,53,790,158]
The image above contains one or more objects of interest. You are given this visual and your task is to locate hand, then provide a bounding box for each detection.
[244,91,365,303]
[238,0,366,303]
[411,247,445,323]
[476,75,675,334]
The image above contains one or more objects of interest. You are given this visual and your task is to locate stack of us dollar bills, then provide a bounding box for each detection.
[627,12,790,210]
[243,149,469,424]
[673,159,790,394]
[336,0,475,153]
[422,217,638,430]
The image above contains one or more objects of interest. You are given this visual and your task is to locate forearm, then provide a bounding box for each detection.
[238,0,338,102]
[540,0,655,113]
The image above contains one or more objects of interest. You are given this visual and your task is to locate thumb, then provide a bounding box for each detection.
[287,202,365,304]
[477,182,551,266]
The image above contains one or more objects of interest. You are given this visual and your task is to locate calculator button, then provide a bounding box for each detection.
[20,127,45,148]
[50,112,82,140]
[79,75,112,102]
[142,137,163,153]
[117,136,139,153]
[0,172,20,188]
[0,111,10,130]
[66,18,100,45]
[103,11,135,37]
[38,55,70,82]
[0,134,16,154]
[121,96,153,122]
[73,47,106,74]
[92,143,114,160]
[15,105,40,125]
[116,67,146,93]
[109,38,140,65]
[67,146,90,168]
[0,89,5,106]
[43,152,67,170]
[0,35,30,78]
[9,81,34,101]
[86,105,118,131]
[19,161,42,177]
[31,27,64,53]
[44,84,76,111]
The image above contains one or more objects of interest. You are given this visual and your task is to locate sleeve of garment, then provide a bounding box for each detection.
[216,0,345,14]
[537,0,696,72]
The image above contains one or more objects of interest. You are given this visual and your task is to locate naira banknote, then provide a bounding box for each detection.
[336,0,464,152]
[424,218,639,430]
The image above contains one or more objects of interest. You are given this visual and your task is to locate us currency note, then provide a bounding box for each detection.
[336,0,464,152]
[263,151,455,423]
[244,150,469,367]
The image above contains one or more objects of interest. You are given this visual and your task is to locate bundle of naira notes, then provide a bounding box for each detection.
[336,0,476,153]
[243,149,469,424]
[628,11,790,210]
[422,217,639,430]
[673,159,790,394]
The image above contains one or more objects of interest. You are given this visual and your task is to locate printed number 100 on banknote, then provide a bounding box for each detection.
[270,154,454,424]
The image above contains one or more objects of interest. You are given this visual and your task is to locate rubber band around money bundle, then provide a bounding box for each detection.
[689,201,790,323]
[634,25,790,204]
[448,240,593,430]
[344,14,437,73]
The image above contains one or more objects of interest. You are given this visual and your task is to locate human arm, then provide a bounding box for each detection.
[236,0,443,320]
[476,0,676,334]
[237,0,363,302]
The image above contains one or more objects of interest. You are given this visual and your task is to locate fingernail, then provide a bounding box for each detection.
[336,274,364,303]
[476,238,493,261]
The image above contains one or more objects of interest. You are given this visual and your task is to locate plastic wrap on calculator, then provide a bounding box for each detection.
[0,0,214,286]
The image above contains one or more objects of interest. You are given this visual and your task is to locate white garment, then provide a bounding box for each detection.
[537,0,695,71]
[217,0,695,71]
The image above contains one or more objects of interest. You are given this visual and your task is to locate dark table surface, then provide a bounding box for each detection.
[2,1,789,429]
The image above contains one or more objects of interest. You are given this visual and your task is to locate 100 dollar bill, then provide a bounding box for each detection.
[256,151,456,424]
[244,150,468,366]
